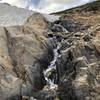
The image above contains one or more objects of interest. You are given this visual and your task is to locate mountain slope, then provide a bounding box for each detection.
[53,0,99,14]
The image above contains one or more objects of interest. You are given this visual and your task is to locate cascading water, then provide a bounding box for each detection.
[55,24,69,33]
[43,24,68,90]
[43,37,61,89]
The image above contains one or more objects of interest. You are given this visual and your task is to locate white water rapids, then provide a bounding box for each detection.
[43,41,60,89]
[43,24,69,89]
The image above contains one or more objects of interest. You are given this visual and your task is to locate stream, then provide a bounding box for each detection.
[43,41,60,89]
[43,24,68,90]
[44,44,60,89]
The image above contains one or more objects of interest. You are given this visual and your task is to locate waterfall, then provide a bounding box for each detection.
[43,38,61,89]
[43,24,68,89]
[55,24,69,33]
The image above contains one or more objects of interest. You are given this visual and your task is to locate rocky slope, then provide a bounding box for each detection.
[52,0,100,100]
[0,1,100,100]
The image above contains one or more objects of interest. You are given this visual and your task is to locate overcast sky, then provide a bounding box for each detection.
[0,0,96,13]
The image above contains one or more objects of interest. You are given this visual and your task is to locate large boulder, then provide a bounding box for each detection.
[4,17,53,96]
[0,4,54,100]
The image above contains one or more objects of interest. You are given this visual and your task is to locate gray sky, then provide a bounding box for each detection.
[0,0,96,13]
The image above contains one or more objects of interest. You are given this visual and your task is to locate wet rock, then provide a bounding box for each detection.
[45,68,56,81]
[32,85,58,100]
[60,40,71,51]
[83,35,92,42]
[53,19,86,33]
[50,24,65,32]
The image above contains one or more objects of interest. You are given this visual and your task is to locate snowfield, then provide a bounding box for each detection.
[0,3,33,26]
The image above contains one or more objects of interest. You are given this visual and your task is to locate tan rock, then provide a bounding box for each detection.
[93,36,100,53]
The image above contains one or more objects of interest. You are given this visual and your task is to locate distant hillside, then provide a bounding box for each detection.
[52,0,100,15]
[51,0,100,31]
